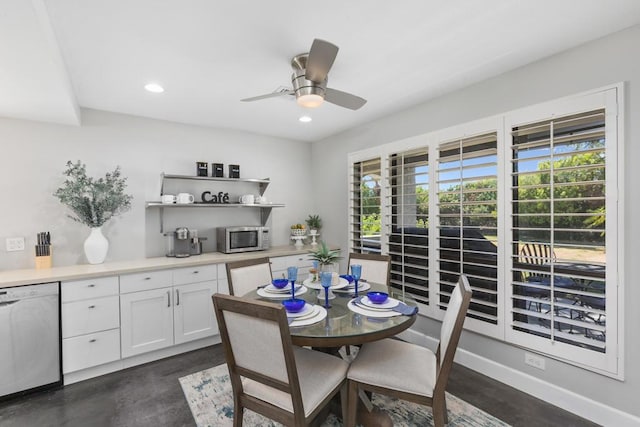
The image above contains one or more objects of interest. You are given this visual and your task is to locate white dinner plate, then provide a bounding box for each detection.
[347,300,402,318]
[285,302,314,318]
[333,281,371,293]
[257,286,308,299]
[360,296,400,310]
[289,306,328,327]
[264,283,301,293]
[303,277,349,290]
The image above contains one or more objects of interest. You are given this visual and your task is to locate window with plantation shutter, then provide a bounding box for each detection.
[350,158,382,254]
[509,109,610,359]
[387,149,429,304]
[437,133,499,325]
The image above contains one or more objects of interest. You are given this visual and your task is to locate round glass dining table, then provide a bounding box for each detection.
[243,281,418,348]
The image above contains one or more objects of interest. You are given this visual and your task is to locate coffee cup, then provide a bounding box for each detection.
[177,193,195,204]
[238,194,255,204]
[161,194,177,204]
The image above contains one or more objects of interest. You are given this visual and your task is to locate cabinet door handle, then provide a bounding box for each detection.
[193,270,199,274]
[144,277,151,280]
[167,290,171,307]
[88,284,96,288]
[89,339,97,343]
[175,289,180,306]
[88,305,96,309]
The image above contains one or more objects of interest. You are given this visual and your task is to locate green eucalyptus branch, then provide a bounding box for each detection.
[54,160,133,228]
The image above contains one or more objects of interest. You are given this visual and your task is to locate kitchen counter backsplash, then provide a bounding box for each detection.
[0,245,324,289]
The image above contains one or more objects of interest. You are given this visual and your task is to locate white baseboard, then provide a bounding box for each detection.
[398,328,640,427]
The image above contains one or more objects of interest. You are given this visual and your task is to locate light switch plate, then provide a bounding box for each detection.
[6,237,25,252]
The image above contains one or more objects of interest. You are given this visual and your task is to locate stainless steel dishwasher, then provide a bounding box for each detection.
[0,282,62,399]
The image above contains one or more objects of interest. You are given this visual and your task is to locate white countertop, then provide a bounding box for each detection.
[0,245,324,289]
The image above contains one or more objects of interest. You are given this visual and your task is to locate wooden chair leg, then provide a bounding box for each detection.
[340,382,349,426]
[432,396,446,427]
[233,405,243,427]
[346,380,359,427]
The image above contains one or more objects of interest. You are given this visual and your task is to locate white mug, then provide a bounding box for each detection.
[255,195,267,204]
[177,193,195,204]
[238,194,255,204]
[161,194,177,204]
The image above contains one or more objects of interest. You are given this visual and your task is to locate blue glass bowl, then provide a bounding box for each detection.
[282,298,306,313]
[272,278,289,289]
[340,274,354,284]
[367,291,389,304]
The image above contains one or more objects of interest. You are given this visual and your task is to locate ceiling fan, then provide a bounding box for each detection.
[241,39,367,110]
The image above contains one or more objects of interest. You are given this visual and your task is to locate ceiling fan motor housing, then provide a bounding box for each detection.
[291,69,327,99]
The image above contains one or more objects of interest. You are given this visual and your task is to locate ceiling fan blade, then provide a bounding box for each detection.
[241,90,293,102]
[325,88,367,110]
[305,39,338,83]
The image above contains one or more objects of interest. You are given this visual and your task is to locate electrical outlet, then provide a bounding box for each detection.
[6,237,25,252]
[525,352,546,370]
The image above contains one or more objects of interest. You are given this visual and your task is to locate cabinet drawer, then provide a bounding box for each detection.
[120,270,172,294]
[62,295,120,338]
[270,254,313,272]
[173,264,217,285]
[63,328,121,373]
[62,276,119,302]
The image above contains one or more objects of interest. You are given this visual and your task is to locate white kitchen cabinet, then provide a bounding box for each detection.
[270,253,313,280]
[62,275,121,374]
[120,265,220,358]
[174,281,217,344]
[120,287,174,358]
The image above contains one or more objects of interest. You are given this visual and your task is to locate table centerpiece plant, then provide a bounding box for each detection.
[54,160,133,264]
[305,214,322,233]
[308,241,342,279]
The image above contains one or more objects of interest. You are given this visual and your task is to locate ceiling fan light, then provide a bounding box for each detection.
[297,94,324,108]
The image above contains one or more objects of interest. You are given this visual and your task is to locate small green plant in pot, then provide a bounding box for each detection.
[305,214,322,232]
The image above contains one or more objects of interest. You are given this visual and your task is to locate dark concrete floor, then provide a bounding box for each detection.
[0,344,598,427]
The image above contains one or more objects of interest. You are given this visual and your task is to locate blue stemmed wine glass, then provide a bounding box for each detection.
[350,264,362,297]
[320,271,332,308]
[287,266,298,298]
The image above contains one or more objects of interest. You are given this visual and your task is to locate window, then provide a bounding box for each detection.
[387,149,429,304]
[507,107,615,372]
[348,86,621,375]
[437,133,499,326]
[350,158,382,254]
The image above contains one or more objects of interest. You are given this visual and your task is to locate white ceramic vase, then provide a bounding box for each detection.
[84,227,109,264]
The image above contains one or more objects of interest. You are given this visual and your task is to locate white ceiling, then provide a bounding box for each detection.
[2,1,640,142]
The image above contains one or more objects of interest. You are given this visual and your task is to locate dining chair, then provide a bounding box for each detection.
[348,252,391,286]
[226,257,273,296]
[519,243,556,312]
[345,275,472,427]
[212,293,349,427]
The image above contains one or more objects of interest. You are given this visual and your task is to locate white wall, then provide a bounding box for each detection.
[0,109,313,269]
[312,24,640,419]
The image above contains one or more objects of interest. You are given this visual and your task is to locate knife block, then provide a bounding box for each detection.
[35,247,52,269]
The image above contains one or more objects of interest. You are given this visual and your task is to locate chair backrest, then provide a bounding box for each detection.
[435,275,472,393]
[348,252,391,286]
[212,294,306,415]
[520,243,556,265]
[226,257,273,296]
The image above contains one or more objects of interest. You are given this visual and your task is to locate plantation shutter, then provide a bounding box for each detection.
[386,148,429,304]
[510,109,607,353]
[350,158,382,254]
[437,133,499,324]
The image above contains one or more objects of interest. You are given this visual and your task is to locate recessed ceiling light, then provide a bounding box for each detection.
[144,83,164,93]
[299,115,312,123]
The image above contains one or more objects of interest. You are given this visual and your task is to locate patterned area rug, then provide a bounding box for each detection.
[179,364,510,427]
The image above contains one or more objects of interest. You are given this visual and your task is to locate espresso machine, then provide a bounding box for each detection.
[165,227,207,257]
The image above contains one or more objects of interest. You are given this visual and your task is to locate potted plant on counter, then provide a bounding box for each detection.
[54,160,133,265]
[305,214,322,233]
